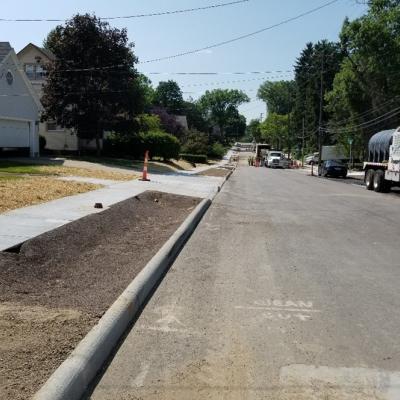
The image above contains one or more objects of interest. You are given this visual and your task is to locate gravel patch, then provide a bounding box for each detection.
[0,191,200,399]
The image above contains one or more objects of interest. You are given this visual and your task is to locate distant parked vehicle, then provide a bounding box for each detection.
[305,152,319,165]
[318,160,348,178]
[265,151,290,169]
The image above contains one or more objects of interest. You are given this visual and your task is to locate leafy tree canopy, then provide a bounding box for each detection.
[260,113,289,150]
[153,80,184,114]
[323,0,400,158]
[198,89,249,140]
[257,80,296,115]
[246,119,262,142]
[41,14,143,155]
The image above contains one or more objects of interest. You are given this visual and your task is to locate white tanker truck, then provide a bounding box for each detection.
[364,127,400,192]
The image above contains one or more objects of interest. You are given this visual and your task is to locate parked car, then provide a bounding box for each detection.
[305,152,319,165]
[318,160,348,178]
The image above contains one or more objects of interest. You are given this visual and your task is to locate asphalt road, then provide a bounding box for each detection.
[90,157,400,400]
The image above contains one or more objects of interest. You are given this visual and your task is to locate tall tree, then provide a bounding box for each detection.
[153,80,184,114]
[257,80,296,115]
[257,80,296,154]
[246,119,262,142]
[325,0,400,157]
[260,113,289,150]
[183,100,210,133]
[41,14,143,155]
[293,40,343,152]
[198,89,249,141]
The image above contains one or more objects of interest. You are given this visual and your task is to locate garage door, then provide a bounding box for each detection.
[0,119,30,148]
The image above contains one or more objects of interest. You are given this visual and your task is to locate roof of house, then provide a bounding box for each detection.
[0,42,12,64]
[17,42,56,61]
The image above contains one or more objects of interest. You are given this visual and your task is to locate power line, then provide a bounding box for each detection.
[322,106,400,133]
[180,74,293,88]
[0,0,249,22]
[327,96,400,127]
[144,70,293,76]
[140,0,341,63]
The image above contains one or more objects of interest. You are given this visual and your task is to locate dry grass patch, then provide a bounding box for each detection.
[0,177,101,213]
[36,166,136,181]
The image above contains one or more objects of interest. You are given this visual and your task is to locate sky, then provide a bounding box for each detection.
[1,0,368,122]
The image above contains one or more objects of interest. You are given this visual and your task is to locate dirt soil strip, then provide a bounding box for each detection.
[196,168,231,178]
[0,191,200,400]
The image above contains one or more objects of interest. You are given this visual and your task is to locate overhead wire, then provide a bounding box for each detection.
[325,95,400,127]
[322,105,400,133]
[0,0,249,22]
[140,0,341,63]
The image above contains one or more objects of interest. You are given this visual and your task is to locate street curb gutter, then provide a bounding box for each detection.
[33,197,212,400]
[218,163,236,191]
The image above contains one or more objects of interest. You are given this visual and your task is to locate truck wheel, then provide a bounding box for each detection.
[365,169,374,190]
[373,170,385,192]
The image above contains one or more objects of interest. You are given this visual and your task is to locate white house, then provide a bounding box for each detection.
[17,42,81,152]
[0,42,42,157]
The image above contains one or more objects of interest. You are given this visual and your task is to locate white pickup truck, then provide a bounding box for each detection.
[265,151,290,169]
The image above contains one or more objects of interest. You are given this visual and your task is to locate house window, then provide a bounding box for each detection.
[36,65,47,79]
[46,121,63,131]
[24,63,47,80]
[25,64,35,79]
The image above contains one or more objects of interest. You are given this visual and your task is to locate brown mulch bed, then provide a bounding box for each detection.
[0,191,200,400]
[196,168,231,177]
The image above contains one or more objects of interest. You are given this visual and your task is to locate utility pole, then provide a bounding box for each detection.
[318,52,325,169]
[301,117,305,167]
[287,86,291,159]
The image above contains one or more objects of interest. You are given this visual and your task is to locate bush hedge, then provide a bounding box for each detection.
[180,154,208,164]
[104,130,180,160]
[141,131,180,160]
[181,130,209,155]
[208,142,226,159]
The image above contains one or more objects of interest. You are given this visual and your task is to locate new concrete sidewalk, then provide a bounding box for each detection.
[0,173,223,251]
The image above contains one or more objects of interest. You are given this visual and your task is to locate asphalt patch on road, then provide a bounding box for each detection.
[0,191,200,400]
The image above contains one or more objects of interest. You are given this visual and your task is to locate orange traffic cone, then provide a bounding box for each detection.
[140,150,150,181]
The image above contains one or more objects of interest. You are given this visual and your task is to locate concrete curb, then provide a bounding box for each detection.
[33,197,212,400]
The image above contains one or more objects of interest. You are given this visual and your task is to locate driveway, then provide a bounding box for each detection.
[90,162,400,399]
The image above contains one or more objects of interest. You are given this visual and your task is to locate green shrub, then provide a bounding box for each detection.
[208,142,226,159]
[104,130,180,160]
[103,132,136,157]
[180,154,208,164]
[136,114,161,132]
[181,130,209,155]
[141,131,180,160]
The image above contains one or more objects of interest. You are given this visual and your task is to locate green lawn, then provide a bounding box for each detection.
[0,160,48,174]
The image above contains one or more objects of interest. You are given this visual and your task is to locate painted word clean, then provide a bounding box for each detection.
[254,300,313,308]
